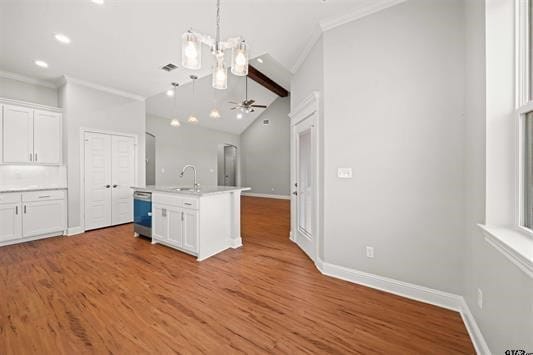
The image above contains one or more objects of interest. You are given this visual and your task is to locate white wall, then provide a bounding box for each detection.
[241,96,290,196]
[320,0,466,294]
[464,0,533,352]
[0,76,58,107]
[146,115,240,187]
[60,82,146,229]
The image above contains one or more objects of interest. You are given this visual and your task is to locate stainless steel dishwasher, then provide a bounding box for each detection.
[133,191,152,238]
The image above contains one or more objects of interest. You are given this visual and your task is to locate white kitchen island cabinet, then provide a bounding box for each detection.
[137,186,249,261]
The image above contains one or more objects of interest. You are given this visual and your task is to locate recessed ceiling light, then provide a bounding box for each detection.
[187,115,199,124]
[34,60,48,68]
[166,89,174,97]
[236,113,243,119]
[257,58,263,64]
[92,0,104,5]
[54,33,71,44]
[170,119,181,127]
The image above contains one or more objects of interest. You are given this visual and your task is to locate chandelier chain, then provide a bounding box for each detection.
[215,0,221,52]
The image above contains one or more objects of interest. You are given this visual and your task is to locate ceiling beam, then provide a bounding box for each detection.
[247,65,289,97]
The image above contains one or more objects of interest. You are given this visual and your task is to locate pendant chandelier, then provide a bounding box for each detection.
[181,0,249,90]
[170,82,181,127]
[187,75,199,124]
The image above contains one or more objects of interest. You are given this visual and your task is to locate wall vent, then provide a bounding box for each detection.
[161,63,178,72]
[263,119,270,125]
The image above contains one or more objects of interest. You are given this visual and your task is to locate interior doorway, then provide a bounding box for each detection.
[218,144,238,186]
[145,132,156,186]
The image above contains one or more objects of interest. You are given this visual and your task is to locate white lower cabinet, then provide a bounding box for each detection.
[0,202,22,243]
[0,190,67,246]
[152,201,199,255]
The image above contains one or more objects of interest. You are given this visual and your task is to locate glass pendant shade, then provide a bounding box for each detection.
[212,58,228,90]
[231,41,248,76]
[181,31,201,70]
[170,118,181,127]
[187,115,199,124]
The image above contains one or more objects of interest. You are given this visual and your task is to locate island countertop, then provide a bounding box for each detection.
[132,185,251,196]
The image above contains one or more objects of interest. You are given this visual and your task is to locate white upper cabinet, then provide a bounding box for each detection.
[34,110,62,164]
[1,102,62,165]
[3,105,34,163]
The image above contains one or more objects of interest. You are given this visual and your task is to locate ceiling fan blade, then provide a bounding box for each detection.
[251,105,267,108]
[228,101,240,104]
[230,107,237,110]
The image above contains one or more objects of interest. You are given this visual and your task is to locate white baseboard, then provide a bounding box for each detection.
[67,226,84,236]
[242,192,290,200]
[316,260,490,354]
[229,237,243,249]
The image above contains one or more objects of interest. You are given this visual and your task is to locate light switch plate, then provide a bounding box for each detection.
[338,168,353,178]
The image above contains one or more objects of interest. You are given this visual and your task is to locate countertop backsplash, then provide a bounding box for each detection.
[0,165,67,191]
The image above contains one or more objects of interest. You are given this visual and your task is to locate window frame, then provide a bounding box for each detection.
[516,0,533,238]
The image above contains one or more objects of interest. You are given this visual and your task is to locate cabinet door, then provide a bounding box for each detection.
[167,208,183,247]
[84,132,112,230]
[111,135,135,225]
[34,110,62,164]
[22,199,66,238]
[152,204,169,241]
[181,209,198,253]
[0,203,22,243]
[3,105,34,163]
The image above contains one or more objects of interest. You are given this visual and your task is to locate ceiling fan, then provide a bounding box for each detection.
[228,77,267,114]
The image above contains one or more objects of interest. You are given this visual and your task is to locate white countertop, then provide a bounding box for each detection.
[0,186,68,193]
[133,185,251,196]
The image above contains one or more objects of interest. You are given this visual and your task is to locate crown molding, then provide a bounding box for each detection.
[60,75,146,101]
[0,70,57,89]
[319,0,407,32]
[291,0,407,74]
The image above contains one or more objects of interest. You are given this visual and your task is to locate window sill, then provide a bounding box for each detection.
[478,224,533,279]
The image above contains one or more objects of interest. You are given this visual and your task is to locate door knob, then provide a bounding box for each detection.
[292,191,298,196]
[105,185,111,188]
[113,185,118,188]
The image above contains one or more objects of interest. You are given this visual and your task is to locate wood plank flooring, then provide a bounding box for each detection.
[0,196,474,354]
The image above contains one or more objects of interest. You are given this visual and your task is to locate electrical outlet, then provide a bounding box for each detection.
[477,288,483,309]
[366,246,374,258]
[337,168,353,179]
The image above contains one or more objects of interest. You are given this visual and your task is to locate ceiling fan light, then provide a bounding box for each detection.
[236,113,243,119]
[170,119,181,127]
[212,58,227,90]
[181,31,202,70]
[209,109,221,119]
[231,41,248,76]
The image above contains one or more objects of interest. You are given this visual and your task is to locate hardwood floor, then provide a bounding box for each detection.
[0,196,474,354]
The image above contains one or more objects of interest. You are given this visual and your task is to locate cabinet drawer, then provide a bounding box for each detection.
[152,194,199,210]
[0,193,21,204]
[22,190,65,202]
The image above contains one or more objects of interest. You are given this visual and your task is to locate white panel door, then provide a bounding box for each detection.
[3,105,34,163]
[111,135,135,225]
[34,110,62,164]
[182,209,198,253]
[84,132,112,230]
[291,109,317,262]
[0,203,22,243]
[22,200,66,238]
[167,207,183,247]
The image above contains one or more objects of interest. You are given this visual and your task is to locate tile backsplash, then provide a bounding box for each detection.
[0,165,67,189]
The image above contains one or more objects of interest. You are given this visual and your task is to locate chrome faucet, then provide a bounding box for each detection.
[179,165,199,189]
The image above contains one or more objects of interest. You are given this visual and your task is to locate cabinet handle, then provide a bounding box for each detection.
[15,206,18,215]
[38,195,51,199]
[23,205,26,214]
[29,153,32,162]
[162,208,167,217]
[184,202,192,206]
[35,153,38,162]
[181,211,184,221]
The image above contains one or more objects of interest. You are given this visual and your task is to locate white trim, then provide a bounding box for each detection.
[79,128,139,232]
[0,70,57,89]
[66,226,84,236]
[319,0,407,32]
[290,26,322,74]
[315,259,491,355]
[479,225,533,278]
[515,0,529,108]
[291,0,407,73]
[241,192,290,200]
[0,97,62,112]
[229,237,243,249]
[61,76,145,101]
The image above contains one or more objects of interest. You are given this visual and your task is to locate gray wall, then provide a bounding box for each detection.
[60,82,146,229]
[146,115,240,187]
[0,76,58,106]
[320,0,465,294]
[241,96,290,196]
[464,0,533,352]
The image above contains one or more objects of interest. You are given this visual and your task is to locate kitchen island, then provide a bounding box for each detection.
[133,186,250,261]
